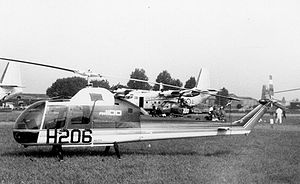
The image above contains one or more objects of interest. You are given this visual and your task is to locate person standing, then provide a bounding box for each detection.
[152,104,157,117]
[275,108,283,124]
[269,111,274,128]
[283,109,286,119]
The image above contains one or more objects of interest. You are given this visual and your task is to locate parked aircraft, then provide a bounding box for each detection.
[14,85,273,160]
[0,62,23,102]
[122,68,239,115]
[0,57,277,161]
[122,68,210,110]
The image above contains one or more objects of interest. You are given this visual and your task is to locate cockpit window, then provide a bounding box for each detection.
[125,94,133,99]
[43,105,68,129]
[70,106,90,124]
[15,101,45,129]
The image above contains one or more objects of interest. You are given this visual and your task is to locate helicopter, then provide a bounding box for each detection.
[0,57,280,160]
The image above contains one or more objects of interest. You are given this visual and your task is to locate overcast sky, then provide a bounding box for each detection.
[0,0,299,100]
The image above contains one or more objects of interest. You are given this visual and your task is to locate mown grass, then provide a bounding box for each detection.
[0,115,300,184]
[0,111,22,122]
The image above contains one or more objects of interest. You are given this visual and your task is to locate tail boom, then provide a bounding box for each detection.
[99,100,271,144]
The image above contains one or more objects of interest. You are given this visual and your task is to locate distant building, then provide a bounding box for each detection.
[290,101,300,109]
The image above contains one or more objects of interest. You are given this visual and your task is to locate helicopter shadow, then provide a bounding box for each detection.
[1,148,110,159]
[1,146,233,159]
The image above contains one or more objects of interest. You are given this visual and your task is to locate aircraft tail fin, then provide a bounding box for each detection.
[0,62,22,87]
[0,62,23,101]
[261,75,274,100]
[159,82,163,91]
[268,75,274,97]
[195,68,210,91]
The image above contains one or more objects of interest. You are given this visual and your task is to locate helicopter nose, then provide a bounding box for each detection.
[13,131,39,144]
[13,101,46,144]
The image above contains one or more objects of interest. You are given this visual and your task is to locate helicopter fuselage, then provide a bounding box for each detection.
[13,87,269,148]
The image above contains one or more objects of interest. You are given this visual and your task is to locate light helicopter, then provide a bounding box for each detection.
[0,57,284,161]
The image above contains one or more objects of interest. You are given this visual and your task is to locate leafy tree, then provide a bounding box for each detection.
[154,70,182,90]
[127,68,151,90]
[90,79,110,89]
[171,79,183,88]
[46,77,87,98]
[46,76,111,98]
[215,87,229,107]
[184,77,196,89]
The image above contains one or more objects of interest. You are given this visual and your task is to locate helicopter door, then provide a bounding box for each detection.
[139,97,144,108]
[67,105,91,129]
[43,105,68,129]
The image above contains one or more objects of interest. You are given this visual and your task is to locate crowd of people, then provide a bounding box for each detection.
[206,106,226,121]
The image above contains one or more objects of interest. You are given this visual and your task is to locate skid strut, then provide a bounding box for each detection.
[52,145,63,161]
[103,143,121,159]
[114,142,121,159]
[104,146,110,155]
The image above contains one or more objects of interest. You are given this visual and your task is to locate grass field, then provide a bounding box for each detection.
[0,114,299,184]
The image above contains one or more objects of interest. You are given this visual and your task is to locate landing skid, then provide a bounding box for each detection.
[51,143,121,161]
[103,142,121,159]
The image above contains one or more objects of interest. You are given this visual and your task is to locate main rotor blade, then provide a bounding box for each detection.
[0,57,186,89]
[0,57,76,73]
[275,88,300,94]
[210,93,240,101]
[128,78,185,89]
[102,74,186,90]
[0,57,226,97]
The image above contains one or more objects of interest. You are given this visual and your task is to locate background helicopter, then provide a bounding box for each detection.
[0,57,284,161]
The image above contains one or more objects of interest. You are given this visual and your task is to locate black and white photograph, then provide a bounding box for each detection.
[0,1,299,183]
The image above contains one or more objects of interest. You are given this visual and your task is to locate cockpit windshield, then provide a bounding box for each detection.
[43,105,68,129]
[15,101,46,129]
